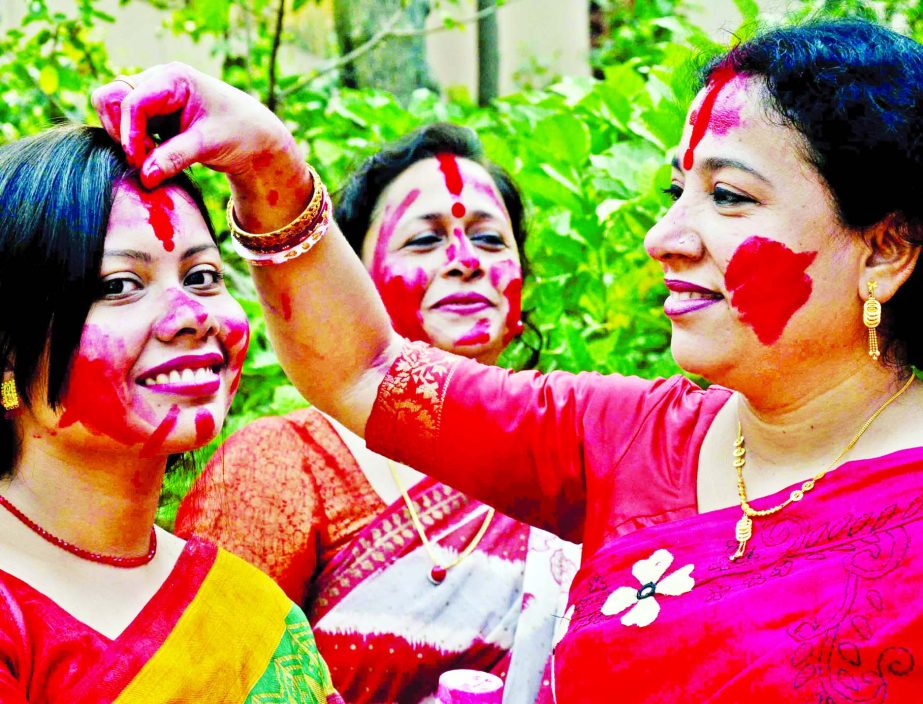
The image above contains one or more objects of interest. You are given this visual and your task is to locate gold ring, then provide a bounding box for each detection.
[113,76,137,91]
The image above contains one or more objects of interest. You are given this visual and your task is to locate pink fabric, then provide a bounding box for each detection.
[366,345,923,701]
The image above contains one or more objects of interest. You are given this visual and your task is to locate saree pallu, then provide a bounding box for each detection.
[308,476,579,704]
[0,538,342,703]
[553,448,923,703]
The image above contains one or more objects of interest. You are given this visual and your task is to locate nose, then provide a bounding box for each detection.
[643,202,704,263]
[444,228,483,281]
[152,289,219,342]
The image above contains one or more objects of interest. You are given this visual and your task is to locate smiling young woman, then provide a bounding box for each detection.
[0,126,341,703]
[175,124,579,704]
[94,18,923,703]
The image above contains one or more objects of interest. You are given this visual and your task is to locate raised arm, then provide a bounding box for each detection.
[92,63,399,435]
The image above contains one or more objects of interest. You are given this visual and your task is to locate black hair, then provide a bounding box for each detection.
[0,125,213,476]
[334,122,540,367]
[702,19,923,367]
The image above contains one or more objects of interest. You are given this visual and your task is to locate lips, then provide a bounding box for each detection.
[663,279,724,318]
[432,292,493,315]
[136,352,224,397]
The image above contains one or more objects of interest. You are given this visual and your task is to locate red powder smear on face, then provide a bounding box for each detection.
[267,190,279,207]
[194,409,215,446]
[436,153,464,196]
[138,188,176,252]
[222,317,251,398]
[376,266,430,342]
[450,228,480,270]
[59,326,154,445]
[252,150,273,170]
[280,292,292,321]
[724,236,817,345]
[488,259,524,345]
[456,318,491,346]
[139,405,180,458]
[683,64,739,170]
[451,202,467,218]
[370,189,421,279]
[471,179,508,217]
[154,289,211,336]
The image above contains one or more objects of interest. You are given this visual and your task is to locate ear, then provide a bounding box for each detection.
[859,215,921,303]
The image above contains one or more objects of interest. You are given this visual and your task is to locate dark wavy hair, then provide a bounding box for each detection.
[0,125,212,476]
[334,123,540,367]
[702,19,923,367]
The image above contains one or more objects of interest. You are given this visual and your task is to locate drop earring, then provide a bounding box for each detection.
[863,280,881,361]
[1,376,20,416]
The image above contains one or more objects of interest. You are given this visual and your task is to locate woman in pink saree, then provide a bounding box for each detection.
[175,124,580,704]
[98,17,923,703]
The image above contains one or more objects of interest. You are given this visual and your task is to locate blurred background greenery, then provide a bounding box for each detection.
[0,0,920,525]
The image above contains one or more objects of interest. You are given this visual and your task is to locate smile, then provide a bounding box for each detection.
[663,279,724,317]
[137,353,224,397]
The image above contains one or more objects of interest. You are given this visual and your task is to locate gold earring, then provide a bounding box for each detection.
[863,280,881,361]
[1,377,20,412]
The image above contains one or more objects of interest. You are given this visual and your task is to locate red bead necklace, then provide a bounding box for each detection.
[0,493,157,568]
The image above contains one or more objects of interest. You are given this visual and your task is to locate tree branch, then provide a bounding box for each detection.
[266,0,286,112]
[278,0,518,102]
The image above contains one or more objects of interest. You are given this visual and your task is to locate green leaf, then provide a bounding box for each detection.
[733,0,760,24]
[37,65,59,94]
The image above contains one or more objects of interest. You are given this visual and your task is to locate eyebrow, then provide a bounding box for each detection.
[102,243,219,262]
[671,155,772,185]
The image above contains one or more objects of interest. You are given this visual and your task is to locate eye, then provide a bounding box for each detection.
[470,231,506,250]
[100,275,142,299]
[711,186,756,206]
[662,184,683,202]
[404,231,443,250]
[184,265,224,290]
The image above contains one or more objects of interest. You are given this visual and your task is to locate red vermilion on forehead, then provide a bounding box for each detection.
[139,405,180,458]
[683,64,740,171]
[436,153,464,196]
[138,188,176,253]
[724,236,817,345]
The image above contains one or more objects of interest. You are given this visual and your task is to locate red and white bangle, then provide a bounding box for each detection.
[227,165,332,266]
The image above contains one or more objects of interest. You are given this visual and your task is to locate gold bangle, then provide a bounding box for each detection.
[227,164,324,252]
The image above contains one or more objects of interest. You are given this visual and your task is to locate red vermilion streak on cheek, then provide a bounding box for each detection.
[194,409,216,446]
[138,188,176,252]
[59,326,153,445]
[376,266,430,342]
[139,405,180,458]
[456,318,491,346]
[489,259,524,345]
[223,318,251,397]
[724,236,817,345]
[683,65,739,171]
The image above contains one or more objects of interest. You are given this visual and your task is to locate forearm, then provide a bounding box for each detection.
[251,223,402,436]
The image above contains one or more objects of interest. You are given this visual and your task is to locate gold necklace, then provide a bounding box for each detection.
[729,374,914,561]
[387,460,495,584]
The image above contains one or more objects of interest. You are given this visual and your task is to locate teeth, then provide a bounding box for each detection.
[156,373,169,385]
[167,370,181,383]
[181,368,196,383]
[143,366,220,386]
[671,291,719,300]
[195,368,209,382]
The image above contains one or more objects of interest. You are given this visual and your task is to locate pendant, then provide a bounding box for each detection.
[429,565,447,585]
[729,514,752,562]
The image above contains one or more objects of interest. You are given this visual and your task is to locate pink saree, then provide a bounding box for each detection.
[366,342,923,703]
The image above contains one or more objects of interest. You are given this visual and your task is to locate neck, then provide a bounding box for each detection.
[736,359,915,473]
[4,441,165,558]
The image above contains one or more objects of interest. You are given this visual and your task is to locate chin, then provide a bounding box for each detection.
[669,332,733,383]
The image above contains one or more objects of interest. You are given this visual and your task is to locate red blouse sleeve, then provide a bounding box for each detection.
[0,583,29,703]
[365,342,681,543]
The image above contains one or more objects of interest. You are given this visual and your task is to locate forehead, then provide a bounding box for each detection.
[682,73,811,177]
[376,156,508,222]
[106,181,212,250]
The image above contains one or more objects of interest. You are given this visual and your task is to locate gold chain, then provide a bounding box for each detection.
[729,374,915,561]
[387,460,495,575]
